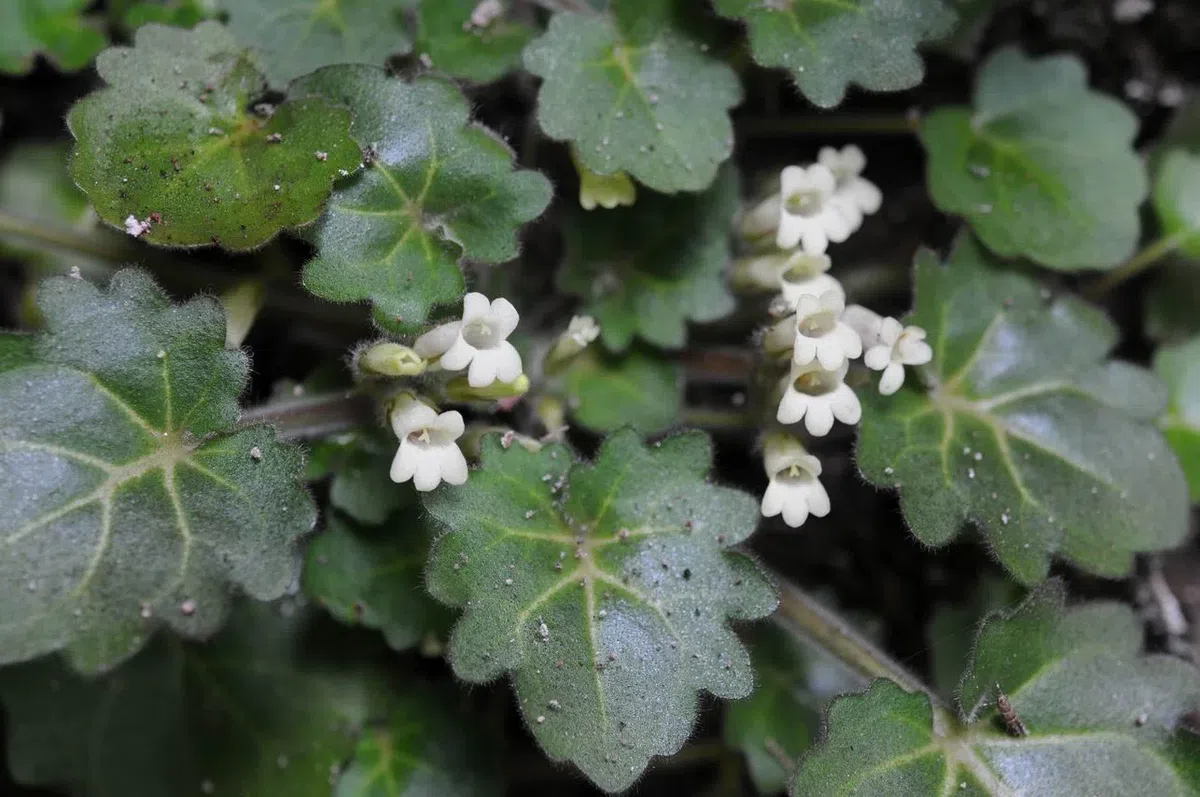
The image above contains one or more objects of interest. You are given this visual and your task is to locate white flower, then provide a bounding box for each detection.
[864,318,933,396]
[776,164,853,254]
[389,395,469,491]
[777,360,862,436]
[778,252,845,308]
[124,214,151,237]
[819,145,882,232]
[414,292,523,388]
[791,290,862,370]
[760,433,830,528]
[842,304,884,350]
[564,315,600,349]
[737,194,782,245]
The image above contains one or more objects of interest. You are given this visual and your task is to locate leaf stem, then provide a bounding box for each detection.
[771,576,942,706]
[238,390,377,440]
[737,112,921,139]
[1087,232,1185,297]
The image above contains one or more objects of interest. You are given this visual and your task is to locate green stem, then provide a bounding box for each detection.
[1087,233,1185,297]
[238,390,377,440]
[526,0,593,13]
[0,210,132,266]
[738,112,920,139]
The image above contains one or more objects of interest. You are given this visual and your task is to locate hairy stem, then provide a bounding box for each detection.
[238,390,377,440]
[1087,233,1185,297]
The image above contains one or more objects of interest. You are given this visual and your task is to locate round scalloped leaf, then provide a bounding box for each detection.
[922,48,1146,270]
[222,0,416,87]
[561,346,683,434]
[67,22,363,251]
[0,270,316,673]
[793,582,1200,796]
[1154,336,1200,501]
[292,64,552,332]
[422,429,777,792]
[414,0,533,84]
[855,236,1187,585]
[0,600,391,797]
[558,165,738,351]
[303,514,452,652]
[712,0,954,109]
[523,1,741,193]
[0,0,106,75]
[1154,149,1200,259]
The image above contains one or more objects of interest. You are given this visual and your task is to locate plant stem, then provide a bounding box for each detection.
[238,390,377,440]
[737,112,920,139]
[771,575,940,706]
[1087,233,1185,297]
[525,0,593,13]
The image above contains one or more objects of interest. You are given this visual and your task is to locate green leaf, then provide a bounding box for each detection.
[414,0,534,84]
[1155,336,1200,501]
[0,333,36,373]
[562,346,683,434]
[0,599,391,797]
[855,236,1188,584]
[793,582,1200,796]
[1154,150,1200,259]
[122,0,210,30]
[222,0,415,87]
[0,270,316,672]
[523,1,742,193]
[321,431,414,525]
[293,64,552,331]
[336,687,504,797]
[927,574,1022,700]
[304,514,452,651]
[0,0,106,75]
[423,429,777,792]
[712,0,954,109]
[921,48,1146,270]
[67,22,363,251]
[558,165,738,351]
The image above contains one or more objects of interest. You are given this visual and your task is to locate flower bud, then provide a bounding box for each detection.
[446,373,530,403]
[546,315,600,369]
[360,342,427,377]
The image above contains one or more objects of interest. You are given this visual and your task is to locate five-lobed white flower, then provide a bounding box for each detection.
[777,360,862,436]
[776,163,853,254]
[389,394,469,491]
[414,292,523,388]
[790,290,862,370]
[760,433,830,528]
[818,145,882,233]
[777,252,846,308]
[864,317,933,396]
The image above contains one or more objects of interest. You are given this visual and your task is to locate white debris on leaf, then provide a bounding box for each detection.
[389,394,469,491]
[818,145,882,233]
[414,292,524,388]
[864,317,933,395]
[777,360,862,436]
[760,433,830,528]
[789,290,862,370]
[123,214,152,237]
[776,163,853,254]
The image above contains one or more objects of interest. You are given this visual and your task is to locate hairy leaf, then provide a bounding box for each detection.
[922,48,1146,270]
[0,600,390,797]
[523,0,741,193]
[562,346,683,434]
[712,0,954,108]
[293,64,552,331]
[222,0,415,87]
[793,582,1200,796]
[1155,336,1200,500]
[0,270,315,672]
[121,0,210,30]
[313,431,414,525]
[0,0,106,75]
[559,165,738,351]
[336,688,503,797]
[855,237,1187,584]
[414,0,533,84]
[928,574,1023,700]
[304,514,451,652]
[1154,150,1200,259]
[0,333,36,373]
[68,22,362,251]
[423,429,777,792]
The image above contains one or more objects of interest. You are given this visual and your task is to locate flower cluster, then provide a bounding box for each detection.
[736,146,932,528]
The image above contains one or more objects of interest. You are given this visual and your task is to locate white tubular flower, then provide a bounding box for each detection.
[778,252,845,308]
[791,290,862,370]
[760,433,830,528]
[842,304,884,350]
[776,164,853,254]
[777,360,862,436]
[389,394,469,491]
[864,317,933,396]
[414,292,523,388]
[819,145,882,232]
